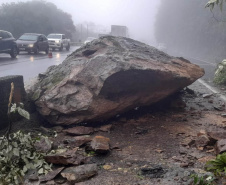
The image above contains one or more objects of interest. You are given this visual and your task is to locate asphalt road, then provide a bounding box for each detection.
[0,46,80,82]
[185,56,217,82]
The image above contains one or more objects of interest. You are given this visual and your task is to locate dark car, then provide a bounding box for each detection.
[17,33,49,54]
[0,30,18,58]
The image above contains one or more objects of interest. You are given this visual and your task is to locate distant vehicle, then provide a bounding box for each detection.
[84,37,97,44]
[111,25,129,37]
[0,30,18,58]
[98,33,110,38]
[47,34,70,51]
[157,43,167,53]
[17,33,49,54]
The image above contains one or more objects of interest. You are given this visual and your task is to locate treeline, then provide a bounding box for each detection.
[155,0,226,61]
[0,0,75,39]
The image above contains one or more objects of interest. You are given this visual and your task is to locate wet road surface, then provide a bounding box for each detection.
[0,46,79,82]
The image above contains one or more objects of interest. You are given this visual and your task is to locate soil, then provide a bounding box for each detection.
[2,80,226,185]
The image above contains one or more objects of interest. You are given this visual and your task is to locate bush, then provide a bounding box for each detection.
[213,60,226,85]
[0,131,51,184]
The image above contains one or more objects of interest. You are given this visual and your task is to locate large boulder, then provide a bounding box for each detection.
[29,36,204,125]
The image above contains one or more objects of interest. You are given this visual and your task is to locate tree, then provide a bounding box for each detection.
[0,0,76,39]
[155,0,226,61]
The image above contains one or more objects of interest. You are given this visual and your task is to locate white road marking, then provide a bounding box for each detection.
[198,79,226,102]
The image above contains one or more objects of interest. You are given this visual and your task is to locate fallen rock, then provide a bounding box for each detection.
[64,135,92,147]
[44,148,87,165]
[90,136,110,154]
[202,94,213,98]
[29,36,204,125]
[64,126,94,136]
[181,137,195,147]
[34,137,52,153]
[103,164,113,170]
[61,164,98,183]
[216,139,226,154]
[99,124,112,132]
[196,135,210,148]
[140,166,166,178]
[196,131,210,148]
[207,131,226,142]
[40,167,64,182]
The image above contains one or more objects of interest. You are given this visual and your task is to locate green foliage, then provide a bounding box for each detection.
[191,174,215,185]
[213,60,226,85]
[10,103,30,120]
[0,131,52,185]
[206,152,226,176]
[0,0,75,39]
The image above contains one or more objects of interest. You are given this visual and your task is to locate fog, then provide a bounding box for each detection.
[0,0,160,44]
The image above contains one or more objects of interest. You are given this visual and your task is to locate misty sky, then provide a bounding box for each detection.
[0,0,160,43]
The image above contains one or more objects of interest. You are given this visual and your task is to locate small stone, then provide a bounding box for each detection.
[90,136,110,154]
[198,156,216,163]
[44,148,87,165]
[64,126,94,136]
[179,147,187,155]
[61,164,98,183]
[103,165,112,170]
[202,94,213,98]
[180,163,189,168]
[39,167,64,182]
[207,131,226,141]
[196,134,210,148]
[216,139,226,154]
[64,135,92,148]
[34,137,52,153]
[52,126,64,133]
[99,124,112,132]
[155,149,163,153]
[197,130,207,137]
[181,137,195,147]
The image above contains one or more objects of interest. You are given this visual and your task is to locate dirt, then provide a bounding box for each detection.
[2,80,226,185]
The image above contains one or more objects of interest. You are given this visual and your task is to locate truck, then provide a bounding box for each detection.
[47,33,70,51]
[111,25,129,37]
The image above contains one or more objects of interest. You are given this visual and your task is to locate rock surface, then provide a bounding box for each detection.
[44,148,87,165]
[216,139,226,154]
[90,136,110,154]
[29,36,204,125]
[61,164,98,183]
[63,126,94,136]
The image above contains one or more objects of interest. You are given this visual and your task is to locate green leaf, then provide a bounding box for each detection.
[17,107,30,120]
[13,148,20,156]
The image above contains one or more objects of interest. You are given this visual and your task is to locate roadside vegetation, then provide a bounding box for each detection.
[0,0,75,39]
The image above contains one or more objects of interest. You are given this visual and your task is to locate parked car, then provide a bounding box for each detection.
[16,33,49,54]
[84,37,97,44]
[47,33,70,51]
[0,30,18,58]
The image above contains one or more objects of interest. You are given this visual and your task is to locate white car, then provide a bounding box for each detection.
[84,37,97,44]
[47,33,70,51]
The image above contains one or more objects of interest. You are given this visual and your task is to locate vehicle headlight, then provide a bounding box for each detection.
[28,44,34,47]
[55,40,60,43]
